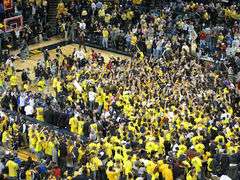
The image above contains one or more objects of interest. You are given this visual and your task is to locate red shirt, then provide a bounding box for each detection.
[53,167,61,177]
[199,31,206,40]
[92,52,98,61]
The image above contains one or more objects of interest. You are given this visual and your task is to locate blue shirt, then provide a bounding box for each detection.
[39,164,47,174]
[96,2,102,9]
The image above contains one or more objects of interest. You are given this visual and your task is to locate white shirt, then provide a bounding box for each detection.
[88,91,96,101]
[22,123,26,133]
[172,143,179,152]
[0,162,4,174]
[29,98,35,107]
[132,28,137,34]
[232,38,240,49]
[6,58,13,67]
[220,175,232,180]
[167,111,174,120]
[221,113,231,120]
[182,44,190,54]
[18,95,26,107]
[79,22,86,30]
[226,46,236,57]
[15,30,20,38]
[183,23,189,31]
[91,2,96,10]
[24,105,34,115]
[32,5,36,15]
[74,50,85,60]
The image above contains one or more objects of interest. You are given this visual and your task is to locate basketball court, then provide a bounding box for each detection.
[13,38,130,92]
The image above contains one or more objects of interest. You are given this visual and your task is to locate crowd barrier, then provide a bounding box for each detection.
[1,108,75,137]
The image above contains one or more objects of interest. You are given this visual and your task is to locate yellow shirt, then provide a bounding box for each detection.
[98,9,105,17]
[131,35,137,46]
[29,136,37,150]
[218,35,224,42]
[90,157,102,171]
[45,141,55,156]
[102,29,109,38]
[186,172,197,180]
[177,144,187,157]
[104,142,113,157]
[121,13,127,20]
[52,78,58,88]
[132,0,142,5]
[6,66,13,76]
[69,117,78,133]
[215,135,225,144]
[146,160,157,175]
[26,170,32,180]
[159,164,173,180]
[36,107,44,121]
[56,81,62,92]
[10,75,17,86]
[35,140,43,152]
[105,14,111,23]
[6,160,19,177]
[0,118,7,132]
[191,156,202,173]
[194,143,205,154]
[37,79,45,91]
[0,75,3,87]
[126,11,134,20]
[2,131,9,143]
[123,160,132,175]
[23,83,29,91]
[77,120,84,136]
[106,169,120,180]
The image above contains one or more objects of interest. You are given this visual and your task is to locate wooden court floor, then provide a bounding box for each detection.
[14,40,130,92]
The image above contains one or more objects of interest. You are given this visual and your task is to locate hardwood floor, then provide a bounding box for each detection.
[13,40,130,93]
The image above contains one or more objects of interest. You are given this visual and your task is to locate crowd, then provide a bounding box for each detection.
[0,0,240,180]
[56,0,240,60]
[2,0,240,61]
[0,41,240,180]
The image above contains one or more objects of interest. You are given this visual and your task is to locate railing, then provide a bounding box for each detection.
[1,108,75,137]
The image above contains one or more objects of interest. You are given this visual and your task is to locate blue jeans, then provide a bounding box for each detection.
[37,151,44,160]
[147,48,152,56]
[146,174,152,180]
[89,101,94,111]
[154,48,162,59]
[97,105,103,114]
[200,40,206,49]
[126,41,131,50]
[102,38,108,48]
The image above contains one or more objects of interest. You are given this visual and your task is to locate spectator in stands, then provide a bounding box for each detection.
[102,27,109,49]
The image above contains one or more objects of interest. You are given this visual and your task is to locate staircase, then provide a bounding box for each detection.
[47,0,59,34]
